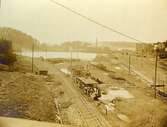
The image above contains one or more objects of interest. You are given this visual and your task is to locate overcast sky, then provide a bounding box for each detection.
[0,0,167,44]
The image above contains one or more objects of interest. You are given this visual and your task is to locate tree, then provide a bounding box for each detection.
[0,38,17,71]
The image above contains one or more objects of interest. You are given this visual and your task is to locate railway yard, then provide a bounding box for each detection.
[0,52,167,127]
[1,0,167,126]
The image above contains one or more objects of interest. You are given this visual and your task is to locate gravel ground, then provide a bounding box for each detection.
[89,54,167,127]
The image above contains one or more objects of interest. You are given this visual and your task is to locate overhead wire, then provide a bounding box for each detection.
[50,0,143,43]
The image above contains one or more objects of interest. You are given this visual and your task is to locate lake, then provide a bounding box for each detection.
[19,51,97,61]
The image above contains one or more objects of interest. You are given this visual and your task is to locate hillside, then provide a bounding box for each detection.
[0,27,40,51]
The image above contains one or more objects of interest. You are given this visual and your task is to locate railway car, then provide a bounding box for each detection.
[75,77,101,100]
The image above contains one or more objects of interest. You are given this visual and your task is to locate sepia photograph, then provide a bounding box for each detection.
[0,0,167,127]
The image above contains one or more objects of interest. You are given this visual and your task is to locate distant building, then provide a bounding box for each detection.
[136,41,167,58]
[156,41,167,58]
[136,43,155,57]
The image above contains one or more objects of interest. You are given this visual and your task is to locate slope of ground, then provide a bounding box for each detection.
[0,56,67,123]
[0,27,39,51]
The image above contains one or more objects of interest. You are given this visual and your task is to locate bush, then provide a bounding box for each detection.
[0,39,17,66]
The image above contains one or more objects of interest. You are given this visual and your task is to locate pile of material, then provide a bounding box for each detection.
[71,65,91,77]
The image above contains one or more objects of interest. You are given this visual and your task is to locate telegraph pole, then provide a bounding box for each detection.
[128,54,131,74]
[96,37,98,49]
[45,47,47,60]
[153,43,160,99]
[70,47,72,68]
[32,42,34,73]
[76,42,79,60]
[154,50,158,98]
[37,42,40,57]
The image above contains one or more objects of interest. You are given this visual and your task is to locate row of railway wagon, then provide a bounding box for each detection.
[71,66,102,100]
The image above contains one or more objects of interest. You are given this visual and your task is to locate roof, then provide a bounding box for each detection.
[77,77,98,85]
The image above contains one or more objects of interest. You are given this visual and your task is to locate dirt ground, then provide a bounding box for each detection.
[116,53,167,89]
[45,54,167,127]
[0,54,167,127]
[90,54,167,127]
[0,56,74,124]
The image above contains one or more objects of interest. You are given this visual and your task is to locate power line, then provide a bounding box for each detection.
[50,0,143,43]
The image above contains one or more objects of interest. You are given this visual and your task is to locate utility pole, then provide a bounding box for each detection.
[0,0,1,8]
[37,42,40,57]
[128,54,131,74]
[70,47,72,68]
[96,37,98,49]
[154,50,158,98]
[32,42,34,73]
[96,37,99,57]
[45,47,47,60]
[76,42,79,60]
[77,48,79,60]
[153,43,160,99]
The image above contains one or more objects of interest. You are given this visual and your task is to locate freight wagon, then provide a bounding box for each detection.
[74,77,101,100]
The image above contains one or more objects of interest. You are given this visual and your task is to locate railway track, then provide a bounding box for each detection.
[34,60,111,127]
[55,68,111,127]
[120,62,167,98]
[79,94,109,127]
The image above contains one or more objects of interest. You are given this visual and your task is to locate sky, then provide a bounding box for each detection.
[0,0,167,44]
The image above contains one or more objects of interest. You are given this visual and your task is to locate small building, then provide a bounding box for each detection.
[136,41,167,58]
[136,43,155,57]
[156,41,167,58]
